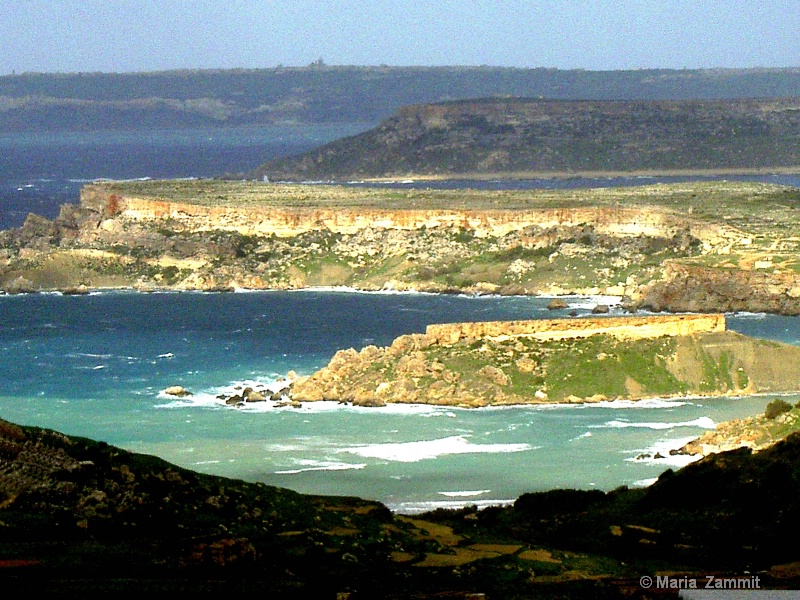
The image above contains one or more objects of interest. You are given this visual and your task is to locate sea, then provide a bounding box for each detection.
[1,125,800,513]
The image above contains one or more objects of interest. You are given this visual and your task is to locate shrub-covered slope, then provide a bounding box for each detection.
[255,98,800,180]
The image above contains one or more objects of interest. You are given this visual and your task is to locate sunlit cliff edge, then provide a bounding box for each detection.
[3,179,800,316]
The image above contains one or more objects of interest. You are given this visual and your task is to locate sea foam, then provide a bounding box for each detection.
[594,416,715,430]
[341,435,533,463]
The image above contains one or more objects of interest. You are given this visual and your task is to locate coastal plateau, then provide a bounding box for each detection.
[288,314,800,407]
[2,416,800,595]
[3,179,800,316]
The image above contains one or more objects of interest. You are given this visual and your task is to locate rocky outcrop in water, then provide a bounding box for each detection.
[679,401,800,457]
[635,262,800,315]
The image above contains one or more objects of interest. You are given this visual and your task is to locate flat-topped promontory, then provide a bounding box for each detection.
[4,179,800,315]
[289,314,800,407]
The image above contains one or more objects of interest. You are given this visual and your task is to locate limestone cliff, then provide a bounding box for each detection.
[635,262,800,315]
[3,180,800,318]
[82,183,719,239]
[290,315,800,407]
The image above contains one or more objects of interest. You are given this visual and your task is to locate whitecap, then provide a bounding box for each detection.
[593,417,715,430]
[593,398,690,409]
[388,498,515,515]
[438,490,491,498]
[727,311,767,320]
[624,435,704,468]
[341,435,533,463]
[632,478,659,487]
[275,460,366,474]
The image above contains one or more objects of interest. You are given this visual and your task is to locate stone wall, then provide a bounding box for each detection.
[425,313,726,344]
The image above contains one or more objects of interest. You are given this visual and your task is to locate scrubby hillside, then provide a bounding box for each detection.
[289,321,800,407]
[254,98,800,180]
[2,417,800,594]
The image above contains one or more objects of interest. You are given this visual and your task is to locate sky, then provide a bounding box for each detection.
[1,0,799,75]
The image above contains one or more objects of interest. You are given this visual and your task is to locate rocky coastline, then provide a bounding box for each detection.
[675,398,800,458]
[3,179,800,318]
[284,314,800,408]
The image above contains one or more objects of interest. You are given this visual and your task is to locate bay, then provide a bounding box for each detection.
[0,123,372,228]
[0,290,793,513]
[2,126,800,513]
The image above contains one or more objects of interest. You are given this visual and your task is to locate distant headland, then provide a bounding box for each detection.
[4,179,800,317]
[253,98,800,181]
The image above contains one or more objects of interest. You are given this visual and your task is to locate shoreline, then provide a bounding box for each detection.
[166,385,788,413]
[0,283,628,302]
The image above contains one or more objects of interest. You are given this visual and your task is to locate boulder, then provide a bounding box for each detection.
[547,298,569,310]
[244,389,266,402]
[351,391,386,407]
[591,304,610,314]
[5,276,38,294]
[477,365,510,386]
[289,376,325,402]
[61,285,90,295]
[164,386,192,397]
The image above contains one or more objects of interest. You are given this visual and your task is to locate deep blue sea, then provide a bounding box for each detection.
[0,124,371,229]
[2,126,800,512]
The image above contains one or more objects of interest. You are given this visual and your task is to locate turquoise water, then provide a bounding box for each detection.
[3,125,800,512]
[0,290,794,512]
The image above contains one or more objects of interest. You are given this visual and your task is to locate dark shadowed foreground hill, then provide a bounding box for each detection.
[2,417,800,596]
[254,98,800,180]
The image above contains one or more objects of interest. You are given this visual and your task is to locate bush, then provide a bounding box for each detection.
[765,399,793,420]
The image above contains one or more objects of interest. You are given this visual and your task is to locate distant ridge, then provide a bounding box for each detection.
[3,65,800,131]
[253,97,800,180]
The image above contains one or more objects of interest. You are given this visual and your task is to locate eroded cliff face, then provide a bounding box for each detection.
[0,183,712,296]
[636,262,800,314]
[3,181,798,316]
[84,184,716,240]
[424,313,725,344]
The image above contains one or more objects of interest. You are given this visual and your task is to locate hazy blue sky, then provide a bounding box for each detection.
[1,0,799,75]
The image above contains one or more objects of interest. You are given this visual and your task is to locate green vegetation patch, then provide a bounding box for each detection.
[539,336,685,401]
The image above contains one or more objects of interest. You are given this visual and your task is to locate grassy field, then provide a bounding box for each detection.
[100,178,800,213]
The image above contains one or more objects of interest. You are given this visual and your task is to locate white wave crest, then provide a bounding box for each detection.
[275,460,367,475]
[632,477,659,488]
[388,498,515,515]
[594,416,715,430]
[625,435,704,468]
[593,398,690,409]
[438,490,491,498]
[341,435,533,463]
